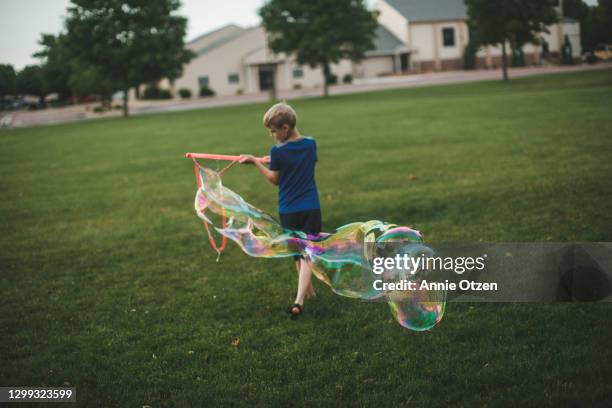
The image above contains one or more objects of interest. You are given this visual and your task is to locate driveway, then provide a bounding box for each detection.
[2,62,611,129]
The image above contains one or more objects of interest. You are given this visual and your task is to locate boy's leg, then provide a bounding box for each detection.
[295,259,315,298]
[294,258,314,307]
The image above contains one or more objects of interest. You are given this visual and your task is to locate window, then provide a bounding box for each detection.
[292,68,304,79]
[228,73,239,84]
[442,27,455,47]
[198,75,209,88]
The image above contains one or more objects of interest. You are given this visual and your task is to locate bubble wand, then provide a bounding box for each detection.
[186,153,269,257]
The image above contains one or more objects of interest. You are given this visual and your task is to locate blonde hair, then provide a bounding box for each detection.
[263,102,297,130]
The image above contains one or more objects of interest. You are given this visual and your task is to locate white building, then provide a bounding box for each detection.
[376,0,581,71]
[171,0,581,97]
[173,24,354,97]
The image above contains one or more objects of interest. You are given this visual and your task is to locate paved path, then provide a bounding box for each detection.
[2,63,611,129]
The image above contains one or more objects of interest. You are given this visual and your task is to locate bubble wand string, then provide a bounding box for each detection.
[187,153,268,259]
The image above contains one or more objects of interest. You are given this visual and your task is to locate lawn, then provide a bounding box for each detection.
[1,69,611,407]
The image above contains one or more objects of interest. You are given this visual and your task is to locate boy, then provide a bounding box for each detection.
[239,102,321,320]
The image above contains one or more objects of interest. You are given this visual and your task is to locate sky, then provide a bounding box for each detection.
[0,0,597,70]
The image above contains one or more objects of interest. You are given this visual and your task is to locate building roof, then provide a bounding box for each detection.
[366,25,409,56]
[373,25,405,51]
[385,0,467,22]
[194,29,253,57]
[187,24,262,57]
[187,24,243,46]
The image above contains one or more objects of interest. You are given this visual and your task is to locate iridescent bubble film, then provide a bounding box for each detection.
[194,166,446,331]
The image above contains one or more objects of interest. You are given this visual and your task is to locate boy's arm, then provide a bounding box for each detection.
[239,155,279,185]
[254,159,279,186]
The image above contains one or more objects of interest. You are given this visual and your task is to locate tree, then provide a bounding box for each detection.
[563,0,589,21]
[465,0,558,81]
[259,0,378,97]
[0,64,16,102]
[463,22,480,70]
[561,0,612,52]
[562,0,612,53]
[562,0,590,51]
[16,65,48,107]
[34,32,116,106]
[586,0,612,50]
[599,0,612,33]
[65,0,194,117]
[68,62,115,106]
[33,34,74,102]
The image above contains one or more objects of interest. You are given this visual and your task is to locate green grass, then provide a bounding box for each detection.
[1,69,612,407]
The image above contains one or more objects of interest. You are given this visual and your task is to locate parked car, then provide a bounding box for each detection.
[582,51,599,64]
[594,44,612,61]
[77,95,100,103]
[0,98,29,111]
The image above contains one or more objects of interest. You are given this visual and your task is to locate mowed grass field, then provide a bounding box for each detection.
[1,69,612,407]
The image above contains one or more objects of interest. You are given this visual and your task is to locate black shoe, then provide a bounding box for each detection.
[287,303,303,320]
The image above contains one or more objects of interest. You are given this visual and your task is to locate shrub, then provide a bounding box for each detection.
[342,74,353,84]
[158,89,172,99]
[178,88,192,99]
[48,99,70,108]
[325,73,338,85]
[142,86,159,100]
[512,47,525,67]
[200,86,215,97]
[293,83,302,90]
[561,35,574,65]
[142,86,172,100]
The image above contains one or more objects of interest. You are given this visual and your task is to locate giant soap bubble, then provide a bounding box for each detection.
[194,166,445,331]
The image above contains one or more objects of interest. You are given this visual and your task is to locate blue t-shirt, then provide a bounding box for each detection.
[269,137,320,214]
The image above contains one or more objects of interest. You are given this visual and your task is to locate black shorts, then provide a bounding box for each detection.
[280,209,322,261]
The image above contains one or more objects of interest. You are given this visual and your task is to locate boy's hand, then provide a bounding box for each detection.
[239,154,255,164]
